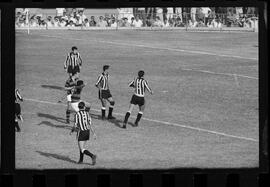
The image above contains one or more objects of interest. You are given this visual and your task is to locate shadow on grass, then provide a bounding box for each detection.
[36,151,78,164]
[37,121,72,130]
[37,112,71,124]
[41,85,64,91]
[90,112,133,128]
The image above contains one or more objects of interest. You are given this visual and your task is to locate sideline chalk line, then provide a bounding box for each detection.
[24,97,258,142]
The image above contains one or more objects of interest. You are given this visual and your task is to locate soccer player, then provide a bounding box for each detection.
[122,70,153,128]
[64,74,77,124]
[95,65,115,120]
[15,88,24,132]
[64,46,83,78]
[70,101,97,165]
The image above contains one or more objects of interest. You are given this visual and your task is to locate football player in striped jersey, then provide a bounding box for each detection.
[95,65,116,120]
[70,101,97,165]
[122,70,153,128]
[15,88,24,132]
[64,46,83,79]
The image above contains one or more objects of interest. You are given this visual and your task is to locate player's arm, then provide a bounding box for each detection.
[64,53,69,69]
[128,79,135,88]
[16,89,23,101]
[70,113,79,134]
[144,80,153,94]
[95,75,102,88]
[78,53,82,66]
[88,113,97,139]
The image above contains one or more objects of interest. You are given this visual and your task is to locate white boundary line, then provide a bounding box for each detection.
[27,33,258,61]
[181,68,258,80]
[24,98,258,142]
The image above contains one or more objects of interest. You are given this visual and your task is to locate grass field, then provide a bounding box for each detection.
[15,29,259,169]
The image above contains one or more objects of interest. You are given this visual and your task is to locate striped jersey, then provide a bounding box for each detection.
[95,73,109,90]
[129,77,152,97]
[65,77,77,95]
[74,110,91,131]
[15,89,23,102]
[64,52,82,69]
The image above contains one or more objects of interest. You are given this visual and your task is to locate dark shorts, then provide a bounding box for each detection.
[130,94,145,106]
[77,130,90,141]
[67,65,80,75]
[99,89,112,100]
[15,102,21,116]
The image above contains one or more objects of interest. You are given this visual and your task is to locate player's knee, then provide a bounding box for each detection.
[110,101,115,106]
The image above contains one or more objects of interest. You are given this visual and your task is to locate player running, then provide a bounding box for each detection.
[15,88,24,132]
[70,101,97,165]
[64,46,83,79]
[122,70,153,129]
[95,65,116,120]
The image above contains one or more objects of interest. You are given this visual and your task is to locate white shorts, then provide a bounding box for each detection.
[70,101,80,112]
[67,94,72,102]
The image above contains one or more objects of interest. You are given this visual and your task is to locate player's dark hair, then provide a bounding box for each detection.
[103,65,110,71]
[78,102,85,109]
[138,70,144,78]
[72,46,78,51]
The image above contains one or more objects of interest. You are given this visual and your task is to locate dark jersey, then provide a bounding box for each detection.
[65,78,77,95]
[71,85,83,102]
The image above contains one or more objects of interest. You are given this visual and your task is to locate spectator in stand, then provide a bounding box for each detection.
[121,17,130,27]
[175,16,184,27]
[133,15,143,27]
[153,16,163,27]
[89,16,97,26]
[110,17,117,27]
[97,16,107,27]
[56,8,65,17]
[166,7,174,21]
[175,7,183,22]
[156,7,164,24]
[59,18,67,27]
[201,7,211,26]
[84,18,90,27]
[163,18,170,27]
[190,7,197,23]
[78,10,87,26]
[197,19,205,27]
[46,16,53,27]
[53,17,60,27]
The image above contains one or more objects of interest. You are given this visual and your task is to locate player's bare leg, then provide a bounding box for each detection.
[134,103,145,127]
[100,98,107,120]
[107,97,115,120]
[78,140,96,165]
[122,104,135,128]
[66,102,71,124]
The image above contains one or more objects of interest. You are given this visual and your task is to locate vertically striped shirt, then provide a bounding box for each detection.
[15,89,23,102]
[95,73,109,90]
[64,52,82,69]
[129,77,152,97]
[74,110,91,131]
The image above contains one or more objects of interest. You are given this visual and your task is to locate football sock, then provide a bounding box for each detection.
[124,112,131,124]
[135,112,143,124]
[66,110,70,120]
[108,107,114,117]
[101,108,106,118]
[79,151,84,162]
[83,150,94,158]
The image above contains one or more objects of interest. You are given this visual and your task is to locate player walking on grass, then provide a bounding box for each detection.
[64,46,83,78]
[15,88,24,132]
[95,65,116,120]
[122,70,153,129]
[70,101,97,165]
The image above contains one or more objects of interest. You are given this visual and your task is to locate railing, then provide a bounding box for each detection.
[15,11,259,32]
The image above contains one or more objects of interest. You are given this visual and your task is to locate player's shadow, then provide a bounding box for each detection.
[90,113,133,128]
[37,121,72,130]
[41,85,64,91]
[36,151,78,164]
[37,112,71,124]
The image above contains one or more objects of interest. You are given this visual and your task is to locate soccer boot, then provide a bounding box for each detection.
[122,122,127,129]
[107,115,116,120]
[134,122,138,127]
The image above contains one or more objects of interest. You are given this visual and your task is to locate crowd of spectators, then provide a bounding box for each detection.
[15,7,258,29]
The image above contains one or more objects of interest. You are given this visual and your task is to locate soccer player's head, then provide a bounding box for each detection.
[77,80,84,87]
[138,70,144,78]
[71,46,78,52]
[78,101,85,110]
[103,65,110,72]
